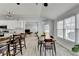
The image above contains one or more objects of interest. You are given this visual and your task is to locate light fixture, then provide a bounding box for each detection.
[6,11,14,17]
[43,3,48,7]
[16,3,20,5]
[35,3,48,7]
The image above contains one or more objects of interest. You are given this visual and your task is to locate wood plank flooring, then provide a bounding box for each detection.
[17,34,73,56]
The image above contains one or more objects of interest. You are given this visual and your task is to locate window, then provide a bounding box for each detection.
[25,22,38,32]
[76,14,79,43]
[57,16,75,42]
[57,20,63,38]
[64,16,75,42]
[44,24,49,33]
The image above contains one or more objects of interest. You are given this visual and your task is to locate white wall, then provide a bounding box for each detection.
[0,18,45,34]
[0,20,20,29]
[48,20,54,36]
[42,20,54,36]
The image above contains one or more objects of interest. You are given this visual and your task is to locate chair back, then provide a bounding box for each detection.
[44,39,53,42]
[50,36,54,39]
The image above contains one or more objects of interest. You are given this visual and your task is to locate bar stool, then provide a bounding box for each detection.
[9,34,23,56]
[0,37,10,56]
[0,44,8,56]
[20,33,26,48]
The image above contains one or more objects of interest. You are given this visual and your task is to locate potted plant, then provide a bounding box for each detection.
[72,44,79,52]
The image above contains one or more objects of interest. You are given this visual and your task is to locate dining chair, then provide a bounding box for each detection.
[43,39,54,56]
[35,32,42,55]
[50,36,56,55]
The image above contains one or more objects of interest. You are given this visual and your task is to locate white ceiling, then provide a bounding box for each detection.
[0,3,78,20]
[41,3,79,20]
[0,3,42,18]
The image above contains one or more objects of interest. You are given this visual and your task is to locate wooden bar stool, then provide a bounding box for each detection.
[9,34,23,56]
[0,44,8,56]
[20,33,26,48]
[0,37,10,56]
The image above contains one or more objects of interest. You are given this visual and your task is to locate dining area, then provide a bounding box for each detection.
[0,28,75,56]
[0,30,56,56]
[0,3,77,56]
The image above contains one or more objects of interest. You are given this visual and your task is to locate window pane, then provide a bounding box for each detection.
[57,20,63,29]
[57,29,63,38]
[77,14,79,29]
[44,24,49,33]
[64,16,75,42]
[64,16,75,29]
[76,30,79,43]
[64,29,75,42]
[57,20,63,38]
[76,14,79,43]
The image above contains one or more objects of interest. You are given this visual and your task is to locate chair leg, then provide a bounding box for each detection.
[44,48,46,56]
[40,44,42,56]
[54,42,56,55]
[38,42,40,50]
[43,45,44,51]
[52,47,54,56]
[38,43,39,50]
[24,38,26,48]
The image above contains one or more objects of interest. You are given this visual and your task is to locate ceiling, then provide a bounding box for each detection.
[41,3,79,20]
[0,3,42,18]
[0,3,78,20]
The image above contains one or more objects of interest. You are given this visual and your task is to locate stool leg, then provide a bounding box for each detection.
[13,43,16,56]
[7,44,10,56]
[19,39,23,55]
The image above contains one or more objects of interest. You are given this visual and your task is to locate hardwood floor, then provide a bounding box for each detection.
[17,34,73,56]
